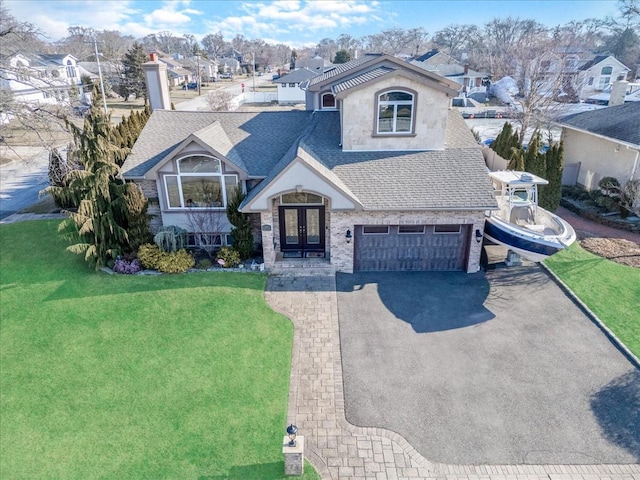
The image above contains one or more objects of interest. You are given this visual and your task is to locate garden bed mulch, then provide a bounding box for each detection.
[578,237,640,268]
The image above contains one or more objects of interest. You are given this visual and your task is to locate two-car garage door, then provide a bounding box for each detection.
[354,224,470,271]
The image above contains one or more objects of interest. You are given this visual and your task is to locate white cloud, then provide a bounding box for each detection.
[4,0,139,40]
[206,0,382,41]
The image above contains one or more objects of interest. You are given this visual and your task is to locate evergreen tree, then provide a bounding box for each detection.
[226,186,254,260]
[539,140,564,211]
[523,131,546,179]
[47,86,150,268]
[119,42,148,101]
[333,49,352,63]
[491,122,523,168]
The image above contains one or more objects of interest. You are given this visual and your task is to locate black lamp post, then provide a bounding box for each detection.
[286,424,298,447]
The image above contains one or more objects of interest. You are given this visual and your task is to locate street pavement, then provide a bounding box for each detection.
[0,146,54,220]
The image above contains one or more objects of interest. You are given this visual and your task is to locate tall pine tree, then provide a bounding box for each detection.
[48,87,150,268]
[119,42,148,101]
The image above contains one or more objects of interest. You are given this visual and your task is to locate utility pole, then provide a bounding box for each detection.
[252,51,256,92]
[87,33,108,115]
[196,54,201,96]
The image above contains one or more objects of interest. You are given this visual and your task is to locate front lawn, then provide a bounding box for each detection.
[545,242,640,357]
[0,220,318,479]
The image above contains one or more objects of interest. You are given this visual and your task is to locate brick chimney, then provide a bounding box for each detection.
[609,80,628,107]
[464,64,469,75]
[142,53,171,111]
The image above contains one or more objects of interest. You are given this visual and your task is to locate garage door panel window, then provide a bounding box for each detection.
[398,225,425,234]
[434,224,462,234]
[363,225,390,235]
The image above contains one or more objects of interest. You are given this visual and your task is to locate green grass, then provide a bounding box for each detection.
[0,220,319,479]
[545,242,640,357]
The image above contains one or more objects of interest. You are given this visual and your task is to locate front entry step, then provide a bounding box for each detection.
[269,256,335,277]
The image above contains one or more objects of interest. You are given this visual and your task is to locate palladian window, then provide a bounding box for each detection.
[163,155,238,209]
[377,90,414,134]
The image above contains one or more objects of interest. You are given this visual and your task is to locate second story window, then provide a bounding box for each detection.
[377,90,414,134]
[321,92,336,109]
[66,60,77,79]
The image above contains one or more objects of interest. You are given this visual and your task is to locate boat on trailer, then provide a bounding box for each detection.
[484,171,576,262]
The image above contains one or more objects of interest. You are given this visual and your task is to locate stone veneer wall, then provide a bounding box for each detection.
[134,179,163,233]
[259,197,333,268]
[329,210,486,273]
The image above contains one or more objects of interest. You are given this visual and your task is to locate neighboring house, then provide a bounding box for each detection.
[157,56,192,86]
[273,68,318,104]
[219,57,241,75]
[411,49,487,98]
[294,56,333,74]
[1,53,82,107]
[558,101,640,190]
[179,56,218,82]
[576,54,630,99]
[122,53,497,273]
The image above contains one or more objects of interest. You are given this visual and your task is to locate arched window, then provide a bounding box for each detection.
[163,155,238,209]
[376,90,414,134]
[66,60,77,79]
[598,66,613,90]
[321,92,336,109]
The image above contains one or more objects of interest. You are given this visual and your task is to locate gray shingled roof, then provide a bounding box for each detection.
[121,110,313,178]
[273,67,319,84]
[559,102,640,146]
[243,110,496,211]
[302,111,496,210]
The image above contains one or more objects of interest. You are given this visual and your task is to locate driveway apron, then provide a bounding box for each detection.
[265,273,640,480]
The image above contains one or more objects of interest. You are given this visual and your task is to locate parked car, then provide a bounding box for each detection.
[219,72,233,79]
[182,82,198,90]
[272,74,281,81]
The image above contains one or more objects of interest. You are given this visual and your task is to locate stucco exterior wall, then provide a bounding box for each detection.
[563,128,640,190]
[330,210,485,274]
[340,75,449,151]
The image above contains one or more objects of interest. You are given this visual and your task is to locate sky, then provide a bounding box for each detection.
[4,0,620,48]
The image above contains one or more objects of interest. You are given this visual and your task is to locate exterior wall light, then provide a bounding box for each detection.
[345,229,352,243]
[475,229,483,243]
[286,424,298,447]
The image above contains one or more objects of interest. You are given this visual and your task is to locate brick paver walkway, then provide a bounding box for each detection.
[265,274,640,480]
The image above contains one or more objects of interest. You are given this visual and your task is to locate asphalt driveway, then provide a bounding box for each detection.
[336,268,640,465]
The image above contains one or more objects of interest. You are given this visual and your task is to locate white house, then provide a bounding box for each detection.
[411,50,487,98]
[1,53,82,106]
[273,68,318,105]
[577,55,630,99]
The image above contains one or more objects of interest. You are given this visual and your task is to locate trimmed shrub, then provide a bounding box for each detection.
[137,244,195,273]
[598,176,620,196]
[113,257,143,274]
[153,225,187,252]
[196,258,213,270]
[156,249,195,273]
[137,243,163,269]
[216,247,241,268]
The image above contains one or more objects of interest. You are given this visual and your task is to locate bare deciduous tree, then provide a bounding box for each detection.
[205,90,234,111]
[184,207,228,257]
